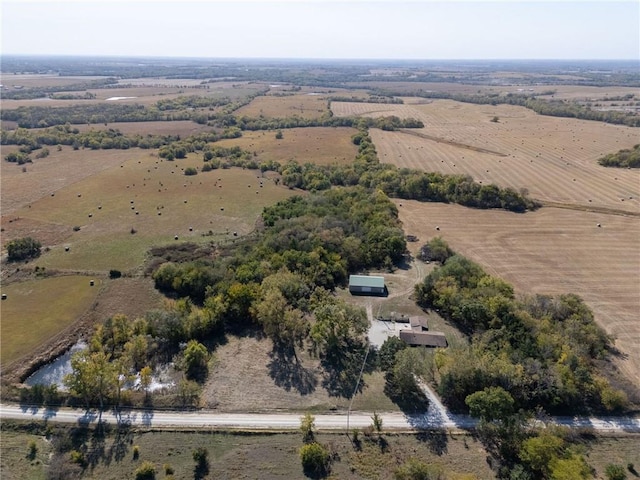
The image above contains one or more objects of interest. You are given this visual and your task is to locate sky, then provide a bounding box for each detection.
[1,0,639,60]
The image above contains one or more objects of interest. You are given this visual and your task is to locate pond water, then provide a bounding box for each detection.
[25,341,175,392]
[25,340,87,388]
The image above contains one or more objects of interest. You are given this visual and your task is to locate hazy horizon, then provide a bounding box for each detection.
[2,1,638,61]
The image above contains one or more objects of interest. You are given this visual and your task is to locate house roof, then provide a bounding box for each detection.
[348,275,385,289]
[399,330,447,348]
[409,316,428,331]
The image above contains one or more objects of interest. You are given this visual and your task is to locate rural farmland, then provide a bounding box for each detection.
[1,55,639,480]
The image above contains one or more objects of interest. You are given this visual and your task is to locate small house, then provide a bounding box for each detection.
[399,330,448,348]
[348,275,385,296]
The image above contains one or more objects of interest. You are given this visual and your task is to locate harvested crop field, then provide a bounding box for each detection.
[214,126,358,165]
[333,99,640,213]
[236,92,330,119]
[396,200,640,385]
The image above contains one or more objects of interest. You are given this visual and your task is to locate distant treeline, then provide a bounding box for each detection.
[2,125,178,151]
[223,114,423,131]
[373,89,640,127]
[597,144,640,168]
[327,95,403,104]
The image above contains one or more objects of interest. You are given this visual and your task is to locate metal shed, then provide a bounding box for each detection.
[348,275,385,296]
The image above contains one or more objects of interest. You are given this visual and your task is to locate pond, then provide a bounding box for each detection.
[25,341,175,392]
[25,340,87,389]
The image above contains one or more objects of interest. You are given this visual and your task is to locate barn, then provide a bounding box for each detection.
[348,275,386,296]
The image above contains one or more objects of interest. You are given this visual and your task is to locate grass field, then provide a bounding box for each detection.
[396,201,640,387]
[2,423,638,480]
[0,426,498,480]
[202,335,398,413]
[0,275,100,365]
[4,150,294,272]
[73,120,213,136]
[214,126,359,165]
[236,92,330,119]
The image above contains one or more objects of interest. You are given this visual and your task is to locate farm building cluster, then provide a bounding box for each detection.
[349,275,448,348]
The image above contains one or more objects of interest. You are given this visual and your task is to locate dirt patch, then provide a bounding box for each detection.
[203,336,335,412]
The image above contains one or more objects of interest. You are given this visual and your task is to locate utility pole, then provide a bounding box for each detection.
[346,341,370,438]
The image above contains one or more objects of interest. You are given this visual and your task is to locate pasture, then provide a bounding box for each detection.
[236,92,330,119]
[0,275,100,365]
[4,150,294,272]
[333,99,640,213]
[396,201,640,385]
[214,126,359,165]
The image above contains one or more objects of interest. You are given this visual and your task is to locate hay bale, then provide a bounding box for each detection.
[89,280,95,286]
[1,294,7,300]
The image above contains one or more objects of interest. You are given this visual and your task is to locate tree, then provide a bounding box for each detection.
[192,447,209,479]
[177,378,201,407]
[465,386,515,422]
[254,285,307,356]
[140,366,153,401]
[300,413,316,444]
[310,298,367,358]
[64,350,116,409]
[519,431,565,476]
[371,411,383,433]
[378,336,408,371]
[6,237,41,262]
[299,442,330,478]
[549,453,592,480]
[182,340,209,382]
[419,237,453,264]
[275,130,284,139]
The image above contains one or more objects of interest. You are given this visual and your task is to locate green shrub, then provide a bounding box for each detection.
[6,237,41,262]
[69,450,86,466]
[27,440,37,460]
[299,442,330,477]
[134,461,156,480]
[605,464,627,480]
[184,167,198,176]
